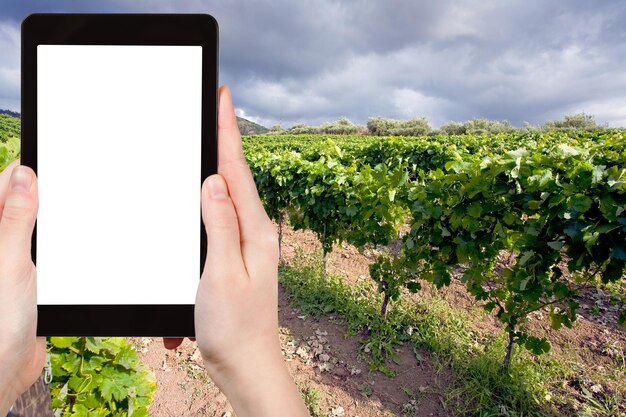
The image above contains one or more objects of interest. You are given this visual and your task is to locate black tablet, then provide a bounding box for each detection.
[21,14,218,337]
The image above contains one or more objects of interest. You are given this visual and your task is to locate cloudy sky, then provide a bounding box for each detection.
[1,1,625,128]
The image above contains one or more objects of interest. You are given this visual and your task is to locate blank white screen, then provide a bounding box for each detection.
[37,45,202,304]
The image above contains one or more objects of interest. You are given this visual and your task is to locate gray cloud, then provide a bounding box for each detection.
[0,0,625,127]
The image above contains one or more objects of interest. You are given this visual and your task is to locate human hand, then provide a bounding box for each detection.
[0,160,47,415]
[164,86,309,417]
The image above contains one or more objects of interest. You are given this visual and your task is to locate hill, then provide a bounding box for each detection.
[236,116,269,135]
[0,110,269,135]
[0,109,20,118]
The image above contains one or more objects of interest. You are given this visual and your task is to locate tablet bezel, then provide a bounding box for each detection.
[21,13,218,336]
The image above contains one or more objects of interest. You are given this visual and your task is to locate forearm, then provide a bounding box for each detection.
[206,351,309,417]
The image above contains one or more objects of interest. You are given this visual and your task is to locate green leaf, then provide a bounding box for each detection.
[50,337,80,348]
[467,203,482,218]
[406,282,421,293]
[518,251,534,266]
[524,336,551,355]
[85,337,102,354]
[114,349,137,370]
[568,195,593,213]
[388,189,396,202]
[553,282,570,298]
[610,245,626,261]
[100,379,116,402]
[70,404,89,417]
[591,165,605,184]
[547,241,564,251]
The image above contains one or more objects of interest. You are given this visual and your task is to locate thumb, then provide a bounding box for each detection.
[0,166,38,268]
[201,175,245,276]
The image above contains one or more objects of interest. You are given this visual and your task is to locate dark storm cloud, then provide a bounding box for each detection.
[0,0,625,127]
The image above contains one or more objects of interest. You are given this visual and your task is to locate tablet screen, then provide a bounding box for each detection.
[37,45,202,305]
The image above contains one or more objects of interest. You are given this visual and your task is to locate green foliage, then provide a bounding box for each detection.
[0,135,20,172]
[286,123,321,135]
[248,139,408,272]
[319,117,364,135]
[403,131,625,363]
[367,117,432,136]
[244,129,626,367]
[267,124,285,134]
[48,337,156,417]
[299,384,327,417]
[0,114,21,171]
[0,114,20,143]
[439,118,515,136]
[275,118,366,136]
[542,112,603,132]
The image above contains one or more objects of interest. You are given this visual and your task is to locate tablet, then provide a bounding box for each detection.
[21,14,218,336]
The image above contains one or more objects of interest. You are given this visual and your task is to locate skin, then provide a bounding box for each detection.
[0,86,309,417]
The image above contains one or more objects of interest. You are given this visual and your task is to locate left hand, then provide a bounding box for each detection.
[0,160,47,415]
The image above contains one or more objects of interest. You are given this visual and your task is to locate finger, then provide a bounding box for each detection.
[216,86,278,275]
[0,159,21,218]
[0,165,38,272]
[201,174,246,277]
[163,338,184,350]
[217,86,270,227]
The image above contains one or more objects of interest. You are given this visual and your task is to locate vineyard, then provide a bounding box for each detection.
[1,111,625,415]
[0,114,21,171]
[244,130,626,414]
[245,131,626,352]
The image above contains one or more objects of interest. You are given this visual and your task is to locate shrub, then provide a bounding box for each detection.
[542,113,602,131]
[440,118,515,136]
[319,117,363,135]
[286,123,320,135]
[367,117,432,136]
[268,124,285,135]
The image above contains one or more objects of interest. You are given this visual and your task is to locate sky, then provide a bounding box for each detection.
[1,1,625,128]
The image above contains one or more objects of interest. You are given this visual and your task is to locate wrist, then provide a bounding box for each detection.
[205,346,308,417]
[205,344,286,393]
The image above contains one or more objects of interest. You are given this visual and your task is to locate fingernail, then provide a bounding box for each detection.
[208,175,228,199]
[11,166,32,192]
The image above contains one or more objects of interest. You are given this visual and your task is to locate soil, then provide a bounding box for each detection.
[132,223,625,416]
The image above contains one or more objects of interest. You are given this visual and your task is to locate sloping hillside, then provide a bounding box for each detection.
[236,116,269,135]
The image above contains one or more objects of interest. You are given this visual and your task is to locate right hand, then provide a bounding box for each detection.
[166,86,309,417]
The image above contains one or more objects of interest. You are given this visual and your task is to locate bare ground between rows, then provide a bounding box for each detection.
[279,223,626,402]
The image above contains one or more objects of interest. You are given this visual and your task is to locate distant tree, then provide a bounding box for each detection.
[287,123,320,134]
[439,121,467,135]
[367,117,431,136]
[319,117,363,135]
[0,109,20,118]
[268,124,285,135]
[522,121,540,132]
[367,117,396,136]
[542,112,602,131]
[439,119,515,136]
